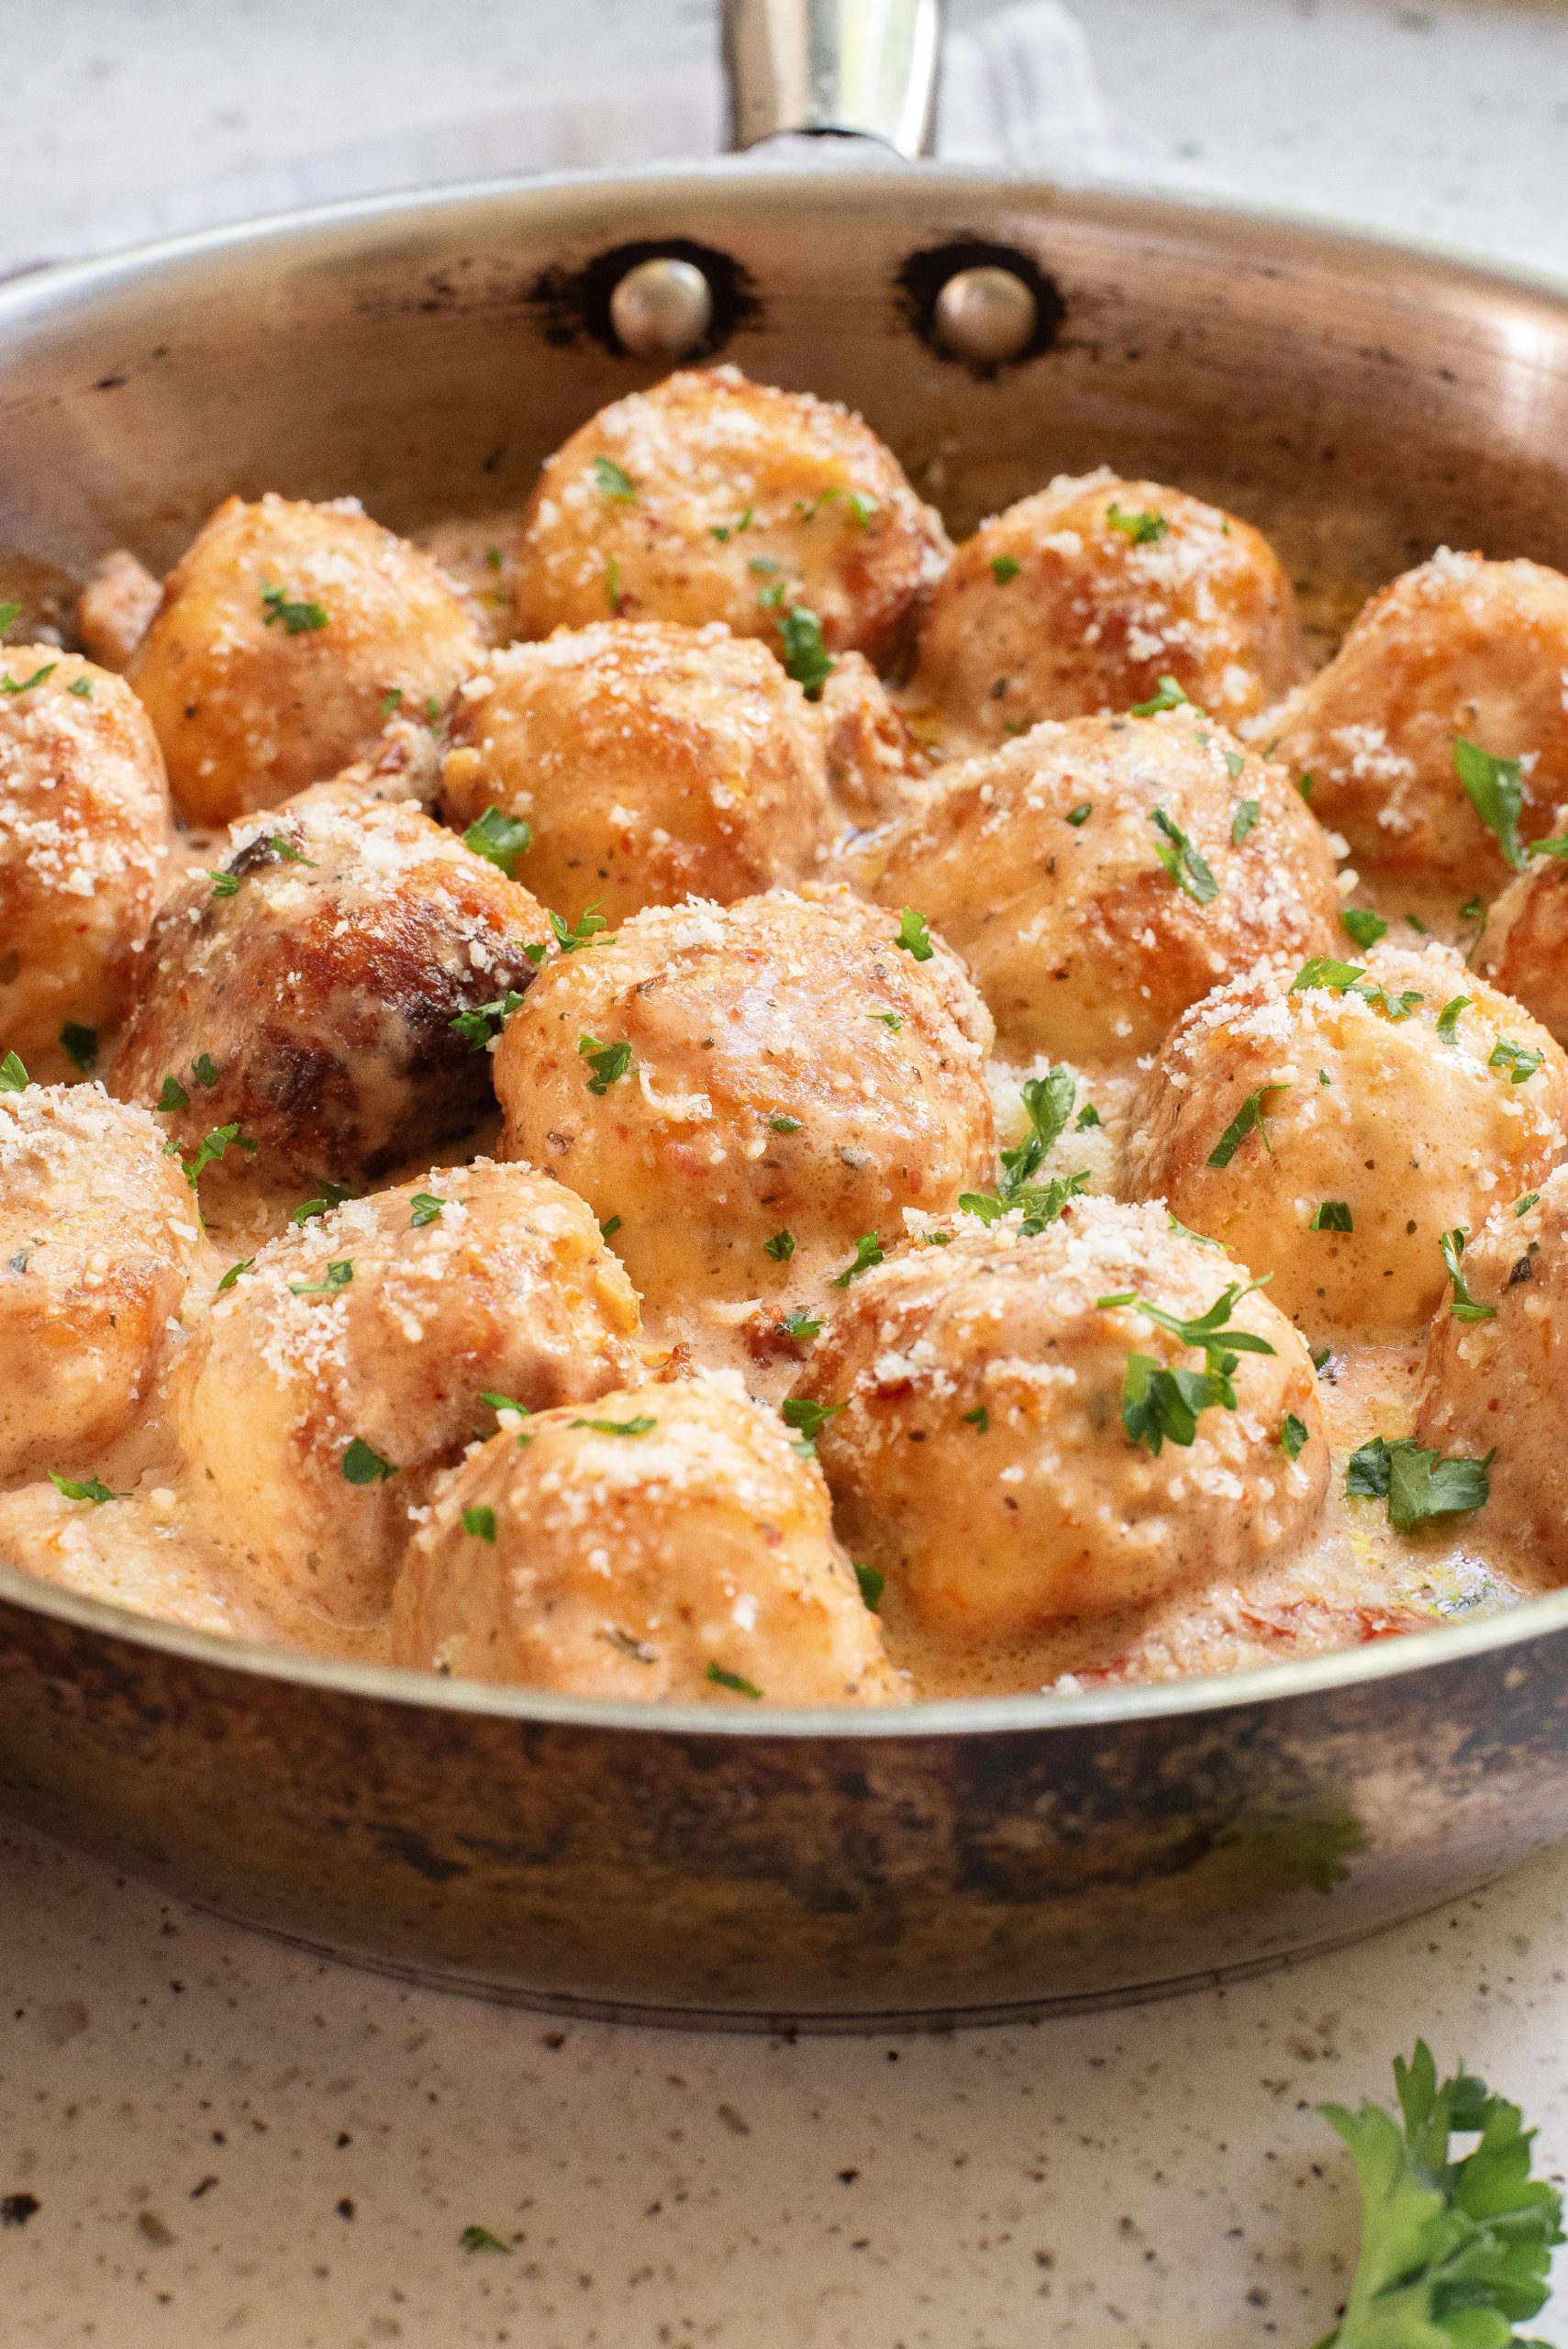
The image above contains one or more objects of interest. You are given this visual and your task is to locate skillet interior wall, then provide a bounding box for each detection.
[4,169,1568,647]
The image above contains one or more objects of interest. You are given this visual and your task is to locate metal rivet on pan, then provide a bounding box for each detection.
[932,265,1040,366]
[608,256,716,359]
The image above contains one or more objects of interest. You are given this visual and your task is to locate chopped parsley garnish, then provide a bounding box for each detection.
[49,1470,116,1505]
[342,1437,396,1484]
[59,1022,97,1073]
[0,662,56,695]
[1106,502,1169,544]
[425,695,441,729]
[777,1310,819,1346]
[599,1213,622,1241]
[1515,1191,1540,1217]
[990,554,1021,584]
[1440,1226,1496,1322]
[409,1193,444,1227]
[1340,907,1388,949]
[1436,994,1472,1043]
[961,1069,1089,1230]
[1312,1345,1332,1373]
[1454,736,1526,869]
[579,1033,633,1094]
[1310,1200,1354,1232]
[462,1507,497,1543]
[592,455,637,502]
[1065,802,1093,827]
[210,869,241,897]
[260,584,328,635]
[548,902,608,955]
[962,1405,990,1434]
[1297,770,1315,800]
[895,907,934,962]
[605,553,624,614]
[170,1123,255,1186]
[450,990,525,1050]
[68,674,94,699]
[0,1052,28,1092]
[706,1661,763,1699]
[831,1232,884,1286]
[1150,807,1218,904]
[853,1562,884,1610]
[871,1011,903,1031]
[782,1397,844,1451]
[1291,958,1423,1021]
[459,2226,513,2254]
[380,686,404,717]
[1458,893,1486,925]
[710,506,754,542]
[1317,2040,1562,2349]
[1130,674,1193,717]
[192,1053,219,1088]
[1405,911,1430,934]
[155,1075,189,1113]
[1097,1280,1276,1455]
[1529,831,1568,861]
[1230,797,1261,849]
[480,1391,528,1417]
[1207,1083,1289,1168]
[1280,1412,1309,1461]
[1489,1036,1542,1084]
[292,1180,352,1225]
[1345,1435,1491,1531]
[267,834,317,867]
[768,1115,802,1134]
[1168,1211,1222,1248]
[217,1258,253,1291]
[289,1258,353,1297]
[571,1414,656,1436]
[462,806,531,875]
[1075,1103,1102,1130]
[777,603,834,697]
[763,1230,795,1262]
[0,601,17,631]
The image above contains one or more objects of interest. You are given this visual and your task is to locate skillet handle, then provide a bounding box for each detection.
[722,0,941,158]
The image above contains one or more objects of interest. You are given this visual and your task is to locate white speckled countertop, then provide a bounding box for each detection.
[6,5,1568,2343]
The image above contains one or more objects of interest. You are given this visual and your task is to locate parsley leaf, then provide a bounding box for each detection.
[210,869,241,898]
[1440,1226,1496,1322]
[191,1053,219,1088]
[1106,502,1169,544]
[288,1259,353,1297]
[592,455,637,502]
[0,601,17,632]
[1065,802,1093,827]
[853,1562,884,1610]
[549,902,608,954]
[462,1506,497,1543]
[1345,1435,1492,1531]
[172,1123,256,1187]
[1515,1191,1541,1218]
[292,1180,352,1225]
[380,686,404,717]
[0,662,56,695]
[1207,1083,1290,1168]
[783,1309,821,1341]
[777,604,834,698]
[962,1405,989,1434]
[49,1470,116,1505]
[782,1397,844,1451]
[768,1115,802,1134]
[599,1213,622,1241]
[1150,807,1218,904]
[59,1022,98,1073]
[155,1075,189,1113]
[1454,736,1527,870]
[1130,674,1194,717]
[895,907,934,961]
[1311,1200,1354,1232]
[710,506,753,543]
[579,1033,633,1094]
[0,1052,29,1092]
[1230,798,1261,848]
[260,584,328,635]
[409,1193,444,1227]
[459,2226,513,2254]
[217,1257,253,1291]
[763,1230,795,1262]
[1099,1280,1276,1454]
[1436,994,1472,1043]
[1490,1036,1543,1084]
[1280,1412,1309,1460]
[450,991,525,1051]
[462,806,532,875]
[571,1414,656,1436]
[68,674,94,698]
[706,1661,763,1699]
[341,1438,396,1484]
[990,553,1021,584]
[1291,958,1423,1021]
[1340,907,1388,949]
[831,1233,884,1287]
[1316,2040,1562,2349]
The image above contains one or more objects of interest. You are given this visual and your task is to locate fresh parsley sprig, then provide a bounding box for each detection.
[1097,1280,1276,1456]
[1345,1436,1492,1532]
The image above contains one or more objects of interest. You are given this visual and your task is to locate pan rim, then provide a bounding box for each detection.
[6,160,1568,1743]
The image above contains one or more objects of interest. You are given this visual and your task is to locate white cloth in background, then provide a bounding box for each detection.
[4,5,1131,278]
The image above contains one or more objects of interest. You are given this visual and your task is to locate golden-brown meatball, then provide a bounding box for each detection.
[1120,942,1568,1342]
[128,493,485,824]
[512,366,950,670]
[0,1082,203,1481]
[110,780,550,1200]
[0,651,169,1080]
[1416,1166,1568,1572]
[908,470,1300,753]
[392,1374,901,1703]
[74,550,161,673]
[438,621,832,925]
[172,1162,646,1633]
[1473,855,1568,1045]
[848,710,1340,1065]
[815,650,929,830]
[492,887,995,1321]
[794,1198,1326,1642]
[1263,551,1568,884]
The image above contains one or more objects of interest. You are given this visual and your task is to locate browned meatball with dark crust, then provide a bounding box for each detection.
[110,780,550,1201]
[512,366,950,671]
[128,493,485,824]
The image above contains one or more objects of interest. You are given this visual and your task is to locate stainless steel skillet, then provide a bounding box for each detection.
[5,2,1568,2030]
